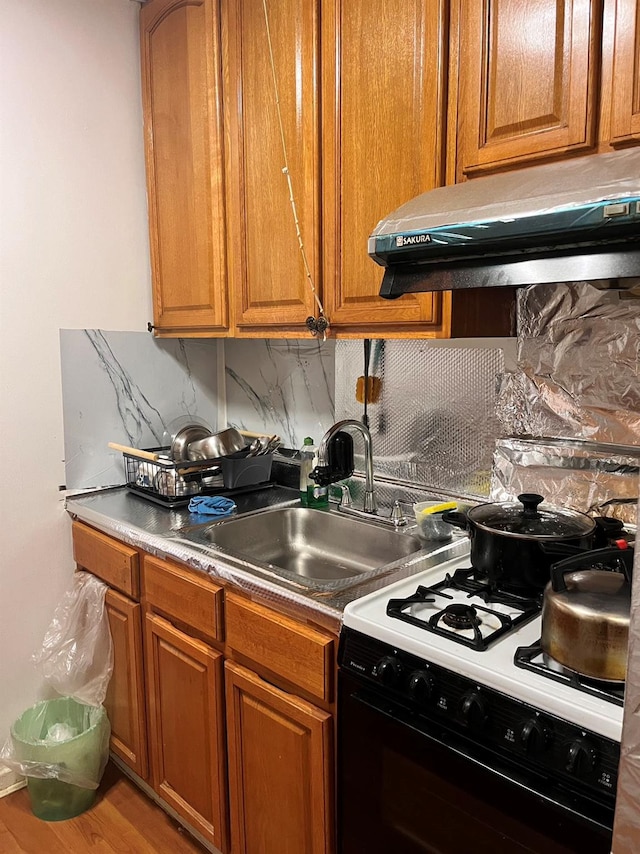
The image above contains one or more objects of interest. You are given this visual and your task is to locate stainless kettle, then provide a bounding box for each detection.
[541,547,634,682]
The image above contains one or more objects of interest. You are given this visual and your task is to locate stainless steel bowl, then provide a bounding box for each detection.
[171,424,212,461]
[187,427,246,461]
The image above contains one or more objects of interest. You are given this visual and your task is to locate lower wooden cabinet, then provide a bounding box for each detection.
[72,521,336,854]
[225,660,333,854]
[104,589,148,781]
[145,612,229,851]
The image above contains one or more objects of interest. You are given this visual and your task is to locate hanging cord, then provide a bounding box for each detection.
[261,0,328,340]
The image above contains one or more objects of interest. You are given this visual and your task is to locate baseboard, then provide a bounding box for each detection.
[109,755,222,854]
[0,767,26,799]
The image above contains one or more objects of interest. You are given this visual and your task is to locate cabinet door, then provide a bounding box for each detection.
[225,661,333,854]
[105,589,148,781]
[322,0,449,335]
[145,613,228,851]
[223,0,321,334]
[609,0,640,145]
[140,0,228,335]
[454,0,600,178]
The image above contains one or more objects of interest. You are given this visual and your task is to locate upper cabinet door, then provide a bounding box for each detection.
[223,0,321,333]
[609,0,640,145]
[140,0,228,335]
[454,0,600,178]
[322,0,449,333]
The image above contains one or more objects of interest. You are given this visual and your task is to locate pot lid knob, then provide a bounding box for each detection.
[518,493,544,518]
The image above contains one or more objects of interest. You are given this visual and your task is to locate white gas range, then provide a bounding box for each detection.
[342,549,624,742]
[338,543,625,854]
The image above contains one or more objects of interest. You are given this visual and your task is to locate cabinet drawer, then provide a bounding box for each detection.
[72,521,139,598]
[143,555,223,644]
[225,592,335,702]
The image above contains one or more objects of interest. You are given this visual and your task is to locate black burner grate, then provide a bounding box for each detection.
[514,641,624,706]
[385,567,541,652]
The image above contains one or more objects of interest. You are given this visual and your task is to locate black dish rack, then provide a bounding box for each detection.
[122,446,272,508]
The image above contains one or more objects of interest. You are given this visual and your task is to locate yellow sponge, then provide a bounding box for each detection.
[420,501,457,516]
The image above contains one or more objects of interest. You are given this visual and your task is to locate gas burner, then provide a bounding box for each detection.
[446,567,543,608]
[514,641,624,706]
[442,603,479,630]
[386,572,541,652]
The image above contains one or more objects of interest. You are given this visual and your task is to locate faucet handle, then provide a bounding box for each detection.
[339,484,353,508]
[390,500,407,527]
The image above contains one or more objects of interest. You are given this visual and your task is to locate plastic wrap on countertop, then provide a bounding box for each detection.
[491,438,640,526]
[65,493,345,633]
[497,283,640,446]
[65,489,470,636]
[611,498,640,853]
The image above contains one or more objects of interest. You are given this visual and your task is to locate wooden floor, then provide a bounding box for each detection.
[0,762,207,853]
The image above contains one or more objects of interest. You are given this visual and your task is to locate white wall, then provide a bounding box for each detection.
[0,0,150,789]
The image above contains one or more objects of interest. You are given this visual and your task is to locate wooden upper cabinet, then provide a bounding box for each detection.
[608,0,640,145]
[223,0,321,333]
[140,0,228,336]
[322,0,449,334]
[453,0,601,178]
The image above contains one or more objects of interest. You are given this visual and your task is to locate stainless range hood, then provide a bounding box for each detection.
[370,149,640,297]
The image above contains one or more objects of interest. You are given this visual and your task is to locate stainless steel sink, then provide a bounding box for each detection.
[204,506,424,588]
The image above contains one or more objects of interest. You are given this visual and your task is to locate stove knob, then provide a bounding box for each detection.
[519,718,551,755]
[375,656,402,687]
[566,738,598,777]
[408,670,435,702]
[459,691,487,730]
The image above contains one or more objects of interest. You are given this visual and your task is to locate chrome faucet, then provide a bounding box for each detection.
[315,419,377,514]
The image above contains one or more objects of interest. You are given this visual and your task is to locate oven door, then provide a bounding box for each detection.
[338,671,613,854]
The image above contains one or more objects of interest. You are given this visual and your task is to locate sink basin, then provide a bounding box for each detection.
[204,506,424,588]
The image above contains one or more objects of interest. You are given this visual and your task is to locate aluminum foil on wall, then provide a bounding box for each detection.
[498,284,640,445]
[491,437,640,525]
[335,340,505,499]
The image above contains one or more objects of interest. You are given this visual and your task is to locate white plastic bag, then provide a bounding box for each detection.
[32,571,114,707]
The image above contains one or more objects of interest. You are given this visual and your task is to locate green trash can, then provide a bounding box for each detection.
[11,697,110,821]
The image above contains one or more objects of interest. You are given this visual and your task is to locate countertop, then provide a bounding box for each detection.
[65,485,469,634]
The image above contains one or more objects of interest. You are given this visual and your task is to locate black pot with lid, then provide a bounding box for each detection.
[444,493,597,594]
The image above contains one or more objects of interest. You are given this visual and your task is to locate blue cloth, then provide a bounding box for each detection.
[188,495,237,518]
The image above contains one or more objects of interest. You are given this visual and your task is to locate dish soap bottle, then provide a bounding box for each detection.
[299,437,316,507]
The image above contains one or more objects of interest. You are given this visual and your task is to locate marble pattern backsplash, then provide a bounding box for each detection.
[224,338,335,449]
[61,332,336,489]
[61,330,220,489]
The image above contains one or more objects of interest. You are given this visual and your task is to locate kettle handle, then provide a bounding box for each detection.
[550,546,634,592]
